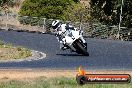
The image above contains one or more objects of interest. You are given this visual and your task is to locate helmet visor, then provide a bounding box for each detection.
[52,23,60,29]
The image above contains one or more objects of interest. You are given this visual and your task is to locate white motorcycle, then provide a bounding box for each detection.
[56,28,89,56]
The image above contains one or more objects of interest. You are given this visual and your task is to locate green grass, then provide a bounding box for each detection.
[0,40,32,60]
[0,77,131,88]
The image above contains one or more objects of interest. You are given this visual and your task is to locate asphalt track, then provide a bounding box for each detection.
[0,30,132,70]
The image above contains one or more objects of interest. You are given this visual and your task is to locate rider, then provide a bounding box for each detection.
[51,20,75,50]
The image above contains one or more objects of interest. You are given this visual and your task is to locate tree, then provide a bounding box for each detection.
[0,0,14,7]
[63,3,91,22]
[90,0,132,28]
[121,0,132,28]
[90,0,114,24]
[0,0,14,14]
[73,0,80,3]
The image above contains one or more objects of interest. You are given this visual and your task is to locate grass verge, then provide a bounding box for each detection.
[0,76,131,88]
[0,40,32,60]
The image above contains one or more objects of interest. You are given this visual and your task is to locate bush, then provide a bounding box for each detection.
[19,0,75,19]
[0,40,4,46]
[63,3,91,22]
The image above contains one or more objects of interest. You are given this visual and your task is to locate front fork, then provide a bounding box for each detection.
[71,39,87,52]
[77,38,87,50]
[80,36,86,43]
[83,43,87,50]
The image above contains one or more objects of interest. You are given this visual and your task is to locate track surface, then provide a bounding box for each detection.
[0,30,132,70]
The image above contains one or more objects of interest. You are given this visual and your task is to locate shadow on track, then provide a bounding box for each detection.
[56,53,89,57]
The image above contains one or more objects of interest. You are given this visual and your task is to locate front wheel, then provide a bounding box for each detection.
[73,40,89,56]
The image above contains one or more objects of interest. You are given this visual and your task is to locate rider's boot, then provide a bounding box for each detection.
[60,43,68,50]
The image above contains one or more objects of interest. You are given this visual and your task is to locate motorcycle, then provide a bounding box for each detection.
[55,27,89,56]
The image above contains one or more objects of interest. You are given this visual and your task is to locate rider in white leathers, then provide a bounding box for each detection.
[51,20,72,50]
[51,20,85,50]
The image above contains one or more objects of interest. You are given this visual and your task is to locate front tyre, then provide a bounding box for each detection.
[73,40,89,56]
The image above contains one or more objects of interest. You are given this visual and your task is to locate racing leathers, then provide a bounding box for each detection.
[55,23,74,50]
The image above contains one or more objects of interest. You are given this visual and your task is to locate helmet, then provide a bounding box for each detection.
[51,20,61,30]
